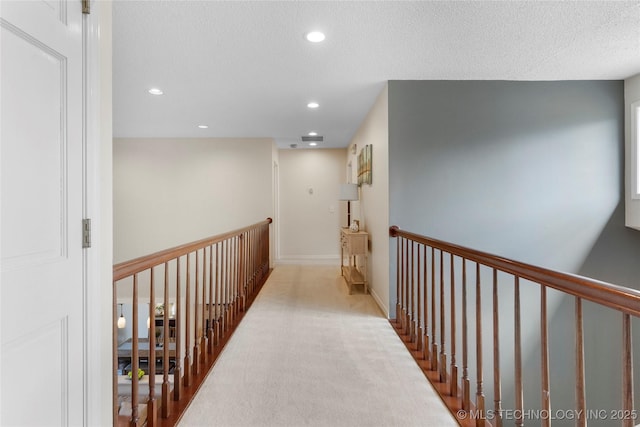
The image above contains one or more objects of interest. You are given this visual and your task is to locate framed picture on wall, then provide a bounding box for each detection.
[358,149,363,185]
[357,144,372,185]
[366,144,372,184]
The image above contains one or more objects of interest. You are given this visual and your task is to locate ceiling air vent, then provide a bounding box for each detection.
[301,135,323,143]
[289,143,298,148]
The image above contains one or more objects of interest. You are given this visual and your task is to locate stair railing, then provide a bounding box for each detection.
[390,225,640,427]
[113,218,271,427]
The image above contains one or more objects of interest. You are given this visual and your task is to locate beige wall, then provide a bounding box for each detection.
[277,149,347,263]
[113,138,274,263]
[346,85,390,316]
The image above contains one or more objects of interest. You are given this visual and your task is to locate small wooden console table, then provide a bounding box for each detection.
[340,228,368,294]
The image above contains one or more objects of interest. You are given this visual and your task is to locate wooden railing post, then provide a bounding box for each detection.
[231,237,237,321]
[227,239,233,326]
[227,241,233,327]
[575,297,586,427]
[201,247,208,364]
[222,240,228,334]
[439,250,447,384]
[431,247,438,373]
[514,277,523,427]
[402,238,409,335]
[173,257,182,401]
[475,263,485,427]
[461,259,470,411]
[207,245,215,355]
[409,241,416,343]
[131,274,140,427]
[450,253,458,397]
[231,236,236,323]
[184,253,192,386]
[623,313,634,427]
[247,229,253,295]
[541,285,550,427]
[214,243,221,346]
[234,236,240,320]
[147,268,157,427]
[193,251,200,376]
[395,232,401,325]
[423,245,430,363]
[492,269,502,427]
[416,244,423,354]
[161,262,171,418]
[112,284,118,425]
[239,235,243,314]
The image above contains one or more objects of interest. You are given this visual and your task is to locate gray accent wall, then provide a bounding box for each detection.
[389,80,639,279]
[388,80,640,424]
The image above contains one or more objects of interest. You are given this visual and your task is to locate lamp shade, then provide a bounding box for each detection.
[117,303,126,329]
[339,183,359,201]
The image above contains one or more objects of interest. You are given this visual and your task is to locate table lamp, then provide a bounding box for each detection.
[339,183,359,227]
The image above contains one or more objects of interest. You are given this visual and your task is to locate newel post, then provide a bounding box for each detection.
[389,226,400,322]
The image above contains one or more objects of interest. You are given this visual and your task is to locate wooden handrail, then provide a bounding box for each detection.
[390,225,638,427]
[114,218,272,281]
[113,218,272,427]
[389,226,640,317]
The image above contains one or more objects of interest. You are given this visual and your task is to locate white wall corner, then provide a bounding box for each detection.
[625,74,640,230]
[368,287,389,318]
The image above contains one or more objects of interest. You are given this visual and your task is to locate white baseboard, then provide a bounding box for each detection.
[369,287,389,318]
[275,255,340,265]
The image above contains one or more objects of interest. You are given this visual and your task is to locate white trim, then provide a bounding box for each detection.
[275,255,340,265]
[368,287,389,318]
[82,1,106,424]
[0,8,4,414]
[631,100,640,199]
[273,160,279,266]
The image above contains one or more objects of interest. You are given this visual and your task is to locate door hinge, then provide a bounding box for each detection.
[82,0,91,14]
[82,219,91,248]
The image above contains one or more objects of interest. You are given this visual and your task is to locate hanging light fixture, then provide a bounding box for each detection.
[117,303,126,329]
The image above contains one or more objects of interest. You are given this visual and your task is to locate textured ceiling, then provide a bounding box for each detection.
[113,1,640,149]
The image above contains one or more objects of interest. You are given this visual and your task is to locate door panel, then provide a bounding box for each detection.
[1,0,85,425]
[2,21,66,268]
[3,319,70,425]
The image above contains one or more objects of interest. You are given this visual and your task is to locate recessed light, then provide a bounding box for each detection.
[198,125,209,129]
[305,31,325,43]
[309,142,317,146]
[308,131,318,136]
[148,88,163,95]
[307,102,319,109]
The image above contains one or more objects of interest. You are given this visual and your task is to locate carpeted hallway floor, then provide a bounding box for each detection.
[177,265,458,427]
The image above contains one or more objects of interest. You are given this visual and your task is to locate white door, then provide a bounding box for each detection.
[1,0,86,425]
